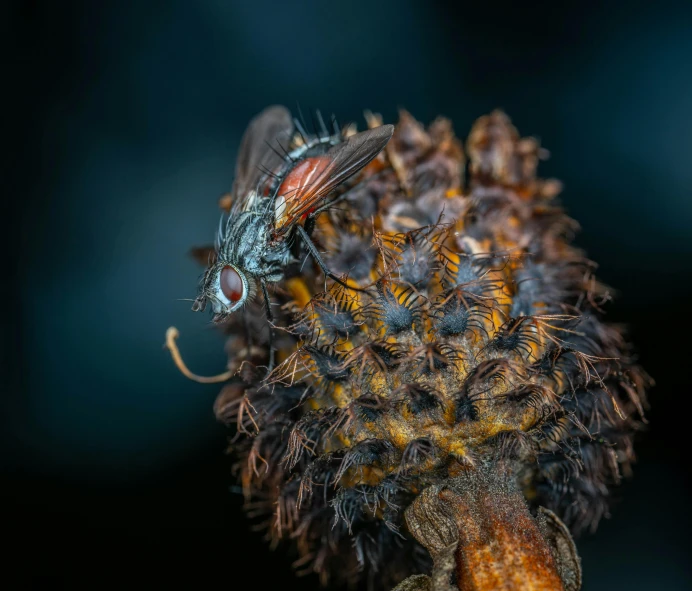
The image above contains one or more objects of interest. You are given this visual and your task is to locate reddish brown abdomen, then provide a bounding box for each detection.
[274,156,331,228]
[277,156,330,201]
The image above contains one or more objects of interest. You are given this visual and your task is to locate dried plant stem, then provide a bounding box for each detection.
[164,327,233,383]
[405,467,565,591]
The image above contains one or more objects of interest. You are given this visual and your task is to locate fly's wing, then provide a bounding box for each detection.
[274,124,394,236]
[231,105,294,213]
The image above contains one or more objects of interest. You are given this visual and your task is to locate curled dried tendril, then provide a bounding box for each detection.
[164,326,233,384]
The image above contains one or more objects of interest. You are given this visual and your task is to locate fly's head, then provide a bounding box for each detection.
[192,259,257,321]
[192,216,260,321]
[193,209,273,320]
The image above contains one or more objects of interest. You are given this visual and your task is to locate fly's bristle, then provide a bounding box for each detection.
[209,109,651,587]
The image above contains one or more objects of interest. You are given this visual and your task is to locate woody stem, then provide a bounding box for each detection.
[406,466,565,591]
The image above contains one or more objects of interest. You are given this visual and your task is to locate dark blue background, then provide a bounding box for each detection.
[6,0,692,588]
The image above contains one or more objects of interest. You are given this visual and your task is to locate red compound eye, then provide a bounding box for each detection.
[220,265,244,303]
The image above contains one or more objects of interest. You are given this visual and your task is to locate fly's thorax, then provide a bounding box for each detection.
[219,208,272,265]
[216,202,291,286]
[193,208,273,319]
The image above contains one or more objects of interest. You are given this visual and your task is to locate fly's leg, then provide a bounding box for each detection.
[299,172,391,292]
[295,225,367,293]
[243,307,254,366]
[261,280,274,323]
[242,307,252,348]
[261,279,276,372]
[303,215,316,239]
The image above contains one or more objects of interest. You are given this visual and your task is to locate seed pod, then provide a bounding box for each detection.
[198,110,650,589]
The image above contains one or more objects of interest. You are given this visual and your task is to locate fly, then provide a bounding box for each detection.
[192,105,394,325]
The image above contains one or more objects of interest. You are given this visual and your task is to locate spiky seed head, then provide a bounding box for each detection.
[209,110,650,587]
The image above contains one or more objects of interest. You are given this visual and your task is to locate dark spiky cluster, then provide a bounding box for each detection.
[210,110,649,587]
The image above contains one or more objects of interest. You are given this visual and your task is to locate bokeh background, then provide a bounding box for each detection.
[6,0,692,588]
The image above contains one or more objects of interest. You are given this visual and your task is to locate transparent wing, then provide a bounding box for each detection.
[232,105,294,212]
[274,124,394,235]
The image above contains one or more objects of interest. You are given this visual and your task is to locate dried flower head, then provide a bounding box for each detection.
[168,109,650,590]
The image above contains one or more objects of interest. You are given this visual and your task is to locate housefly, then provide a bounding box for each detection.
[192,105,394,323]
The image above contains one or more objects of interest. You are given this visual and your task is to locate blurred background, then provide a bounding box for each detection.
[5,0,692,588]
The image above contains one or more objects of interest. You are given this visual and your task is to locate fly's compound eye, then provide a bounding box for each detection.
[219,265,245,304]
[205,263,249,317]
